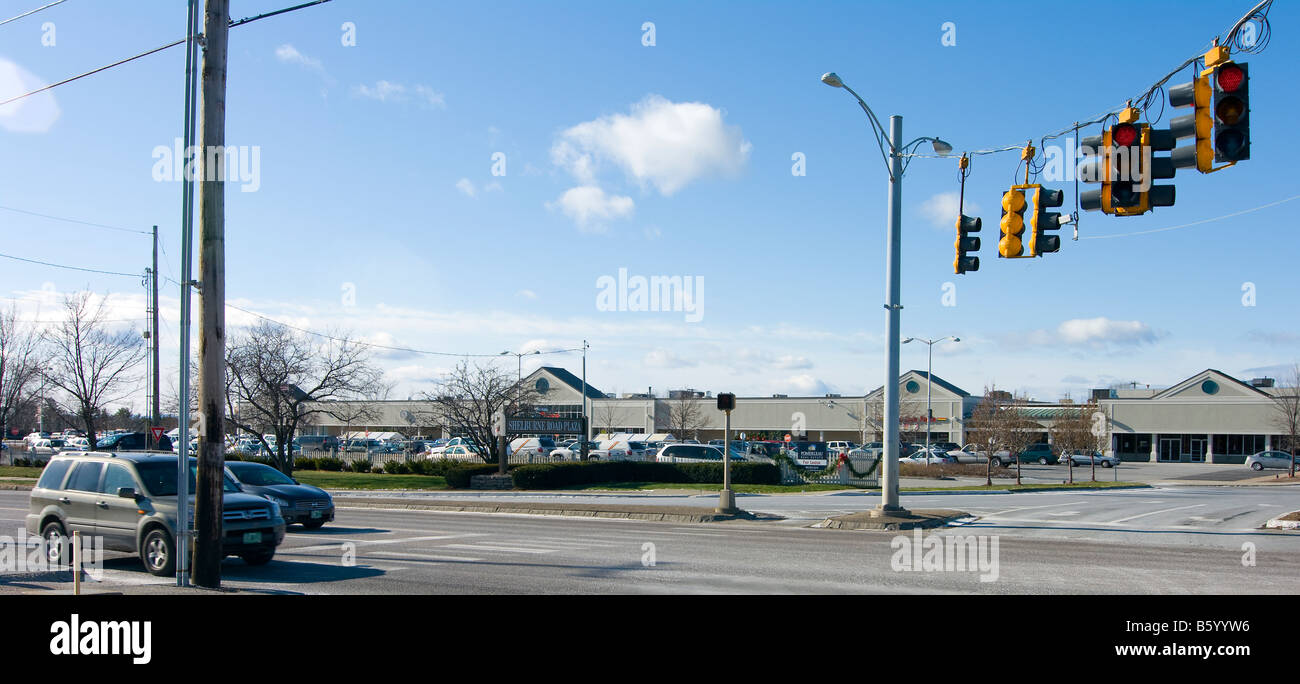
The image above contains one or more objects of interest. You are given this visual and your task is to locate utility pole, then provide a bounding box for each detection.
[148,225,160,449]
[193,0,229,590]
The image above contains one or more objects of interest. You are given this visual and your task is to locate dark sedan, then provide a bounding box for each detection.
[225,461,335,529]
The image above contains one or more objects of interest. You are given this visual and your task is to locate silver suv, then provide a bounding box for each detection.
[26,451,286,576]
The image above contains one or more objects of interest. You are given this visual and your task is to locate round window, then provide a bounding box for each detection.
[1201,380,1219,395]
[535,378,550,394]
[905,380,920,394]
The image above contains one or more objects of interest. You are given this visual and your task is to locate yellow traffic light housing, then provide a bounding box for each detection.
[999,188,1027,258]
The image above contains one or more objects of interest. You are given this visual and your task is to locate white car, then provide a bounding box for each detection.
[441,444,486,463]
[507,437,556,461]
[947,444,1013,466]
[551,441,630,461]
[65,437,90,450]
[425,437,478,458]
[29,438,65,456]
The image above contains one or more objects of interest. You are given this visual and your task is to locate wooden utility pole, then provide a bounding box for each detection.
[149,225,160,448]
[193,0,229,589]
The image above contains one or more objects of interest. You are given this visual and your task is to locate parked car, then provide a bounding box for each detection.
[508,437,557,461]
[656,443,735,463]
[94,431,173,453]
[827,441,858,454]
[1063,450,1120,468]
[946,443,1013,466]
[1016,443,1060,465]
[425,437,478,458]
[27,452,285,576]
[225,461,334,529]
[29,438,66,456]
[1246,450,1295,471]
[296,435,339,454]
[441,444,485,462]
[552,440,630,461]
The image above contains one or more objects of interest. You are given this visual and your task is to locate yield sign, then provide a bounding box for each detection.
[150,426,166,442]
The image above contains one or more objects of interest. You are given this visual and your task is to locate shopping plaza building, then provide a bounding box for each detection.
[306,366,1296,464]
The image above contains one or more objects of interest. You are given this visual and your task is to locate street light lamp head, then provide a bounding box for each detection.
[902,337,914,344]
[951,337,961,343]
[821,72,844,88]
[931,138,954,156]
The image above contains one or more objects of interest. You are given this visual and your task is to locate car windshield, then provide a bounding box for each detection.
[135,460,241,496]
[230,463,296,486]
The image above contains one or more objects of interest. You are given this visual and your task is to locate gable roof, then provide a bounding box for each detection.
[867,370,971,399]
[537,366,606,400]
[1150,368,1272,400]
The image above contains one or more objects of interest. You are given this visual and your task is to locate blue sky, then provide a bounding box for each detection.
[1,0,1297,410]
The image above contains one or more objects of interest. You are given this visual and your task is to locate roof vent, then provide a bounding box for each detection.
[1250,377,1275,388]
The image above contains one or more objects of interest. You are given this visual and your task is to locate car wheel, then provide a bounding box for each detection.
[1038,457,1049,465]
[990,457,1002,468]
[1102,461,1113,468]
[301,519,326,530]
[41,521,70,567]
[241,548,275,566]
[141,528,176,577]
[1251,462,1263,471]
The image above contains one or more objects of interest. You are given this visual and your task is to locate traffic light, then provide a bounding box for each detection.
[998,189,1026,258]
[1080,113,1175,216]
[1169,73,1213,172]
[1028,187,1065,256]
[954,214,981,273]
[1212,61,1249,162]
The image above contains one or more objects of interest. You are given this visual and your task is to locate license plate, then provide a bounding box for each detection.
[242,532,262,544]
[310,510,322,519]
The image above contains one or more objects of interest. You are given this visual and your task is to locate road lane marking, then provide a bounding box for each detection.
[366,551,484,562]
[286,533,486,553]
[441,543,556,554]
[983,501,1088,516]
[1107,504,1207,524]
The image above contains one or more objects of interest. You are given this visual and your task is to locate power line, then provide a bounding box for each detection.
[1081,192,1300,240]
[0,0,334,108]
[0,0,67,27]
[0,251,141,277]
[0,205,151,235]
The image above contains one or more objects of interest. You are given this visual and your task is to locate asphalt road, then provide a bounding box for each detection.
[3,486,1296,594]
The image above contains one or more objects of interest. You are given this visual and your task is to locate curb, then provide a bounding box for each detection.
[0,483,33,491]
[815,509,970,531]
[333,497,781,523]
[1264,511,1300,530]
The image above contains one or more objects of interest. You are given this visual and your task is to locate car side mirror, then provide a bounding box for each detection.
[117,487,139,499]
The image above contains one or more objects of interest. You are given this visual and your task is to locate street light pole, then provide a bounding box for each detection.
[822,72,952,514]
[903,336,959,465]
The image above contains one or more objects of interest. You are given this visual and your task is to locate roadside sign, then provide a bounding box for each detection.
[150,426,165,442]
[784,434,791,442]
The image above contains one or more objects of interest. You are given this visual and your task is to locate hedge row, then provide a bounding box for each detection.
[509,461,780,489]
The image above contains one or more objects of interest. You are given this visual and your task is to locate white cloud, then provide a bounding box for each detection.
[275,44,322,70]
[354,81,445,109]
[516,289,537,300]
[455,178,476,197]
[780,374,834,396]
[774,355,813,370]
[1028,317,1163,347]
[0,58,60,133]
[643,225,662,240]
[547,185,634,232]
[644,349,696,369]
[918,191,977,230]
[551,94,751,196]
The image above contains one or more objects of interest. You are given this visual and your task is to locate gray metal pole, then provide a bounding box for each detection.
[881,115,905,512]
[925,341,932,465]
[719,409,734,512]
[581,340,589,460]
[175,0,199,588]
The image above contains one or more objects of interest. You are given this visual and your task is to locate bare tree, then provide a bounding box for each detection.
[421,360,537,464]
[593,401,620,438]
[41,293,145,450]
[0,306,47,453]
[964,385,1008,487]
[1270,363,1300,478]
[224,321,385,473]
[665,395,708,441]
[1051,402,1101,482]
[330,382,394,454]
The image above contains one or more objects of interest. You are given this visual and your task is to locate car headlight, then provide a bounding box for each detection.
[263,495,289,511]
